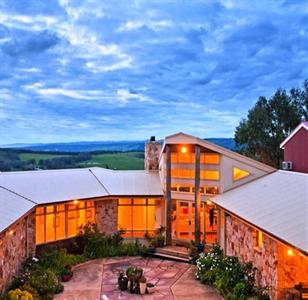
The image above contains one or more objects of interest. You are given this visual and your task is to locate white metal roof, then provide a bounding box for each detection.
[213,170,308,253]
[90,168,163,196]
[0,187,35,233]
[0,167,163,233]
[0,168,109,204]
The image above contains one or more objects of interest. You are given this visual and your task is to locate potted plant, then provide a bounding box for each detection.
[118,271,128,291]
[126,266,136,293]
[146,283,156,294]
[61,265,73,282]
[135,267,143,281]
[139,276,147,295]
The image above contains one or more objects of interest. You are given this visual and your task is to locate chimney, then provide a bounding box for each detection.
[144,136,161,171]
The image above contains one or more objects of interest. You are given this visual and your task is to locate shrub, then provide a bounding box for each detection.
[196,245,268,299]
[29,269,61,296]
[7,289,33,300]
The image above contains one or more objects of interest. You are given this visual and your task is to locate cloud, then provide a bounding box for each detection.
[0,0,307,143]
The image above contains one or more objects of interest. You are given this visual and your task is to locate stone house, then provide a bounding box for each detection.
[0,130,307,299]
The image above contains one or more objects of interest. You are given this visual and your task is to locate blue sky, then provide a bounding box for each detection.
[0,0,307,144]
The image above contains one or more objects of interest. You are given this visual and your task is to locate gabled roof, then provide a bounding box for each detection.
[161,132,275,173]
[280,121,308,149]
[212,170,308,254]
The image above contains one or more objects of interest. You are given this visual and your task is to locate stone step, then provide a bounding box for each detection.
[152,251,191,263]
[155,247,190,259]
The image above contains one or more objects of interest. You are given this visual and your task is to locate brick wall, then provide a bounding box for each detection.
[0,210,35,293]
[225,214,308,299]
[95,199,118,235]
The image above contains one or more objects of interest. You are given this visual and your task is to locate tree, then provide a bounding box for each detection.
[235,80,308,168]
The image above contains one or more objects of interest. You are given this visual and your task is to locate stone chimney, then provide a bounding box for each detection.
[144,136,161,171]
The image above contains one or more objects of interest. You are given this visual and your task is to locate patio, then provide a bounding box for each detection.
[54,256,222,300]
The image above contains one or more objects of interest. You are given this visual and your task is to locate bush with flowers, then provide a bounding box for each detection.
[196,245,270,300]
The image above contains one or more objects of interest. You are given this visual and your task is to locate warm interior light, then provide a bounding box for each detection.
[74,200,79,205]
[8,230,14,236]
[181,146,187,154]
[207,200,212,205]
[287,249,293,256]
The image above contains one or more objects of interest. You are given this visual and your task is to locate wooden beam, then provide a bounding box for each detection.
[194,145,201,245]
[165,144,172,245]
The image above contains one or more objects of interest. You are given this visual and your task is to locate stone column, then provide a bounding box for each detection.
[165,145,172,245]
[95,199,118,235]
[194,145,201,245]
[26,210,36,256]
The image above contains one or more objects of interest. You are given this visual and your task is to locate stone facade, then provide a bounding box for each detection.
[225,214,308,300]
[95,199,118,235]
[0,210,36,293]
[144,140,161,171]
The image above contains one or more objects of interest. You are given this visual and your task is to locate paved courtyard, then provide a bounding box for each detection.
[54,257,222,300]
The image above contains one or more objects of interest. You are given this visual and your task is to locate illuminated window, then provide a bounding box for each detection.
[35,200,95,244]
[233,167,250,181]
[201,170,220,180]
[117,198,159,238]
[171,169,194,178]
[253,230,263,250]
[171,153,195,164]
[201,154,220,164]
[205,186,219,194]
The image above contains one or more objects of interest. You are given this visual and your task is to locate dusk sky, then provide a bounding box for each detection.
[0,0,307,144]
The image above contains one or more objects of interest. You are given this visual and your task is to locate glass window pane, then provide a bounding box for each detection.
[86,207,95,223]
[56,204,65,212]
[233,167,250,181]
[46,206,54,214]
[133,199,146,205]
[56,211,66,240]
[147,198,156,205]
[86,201,94,207]
[204,154,220,164]
[45,213,55,242]
[77,208,86,228]
[67,210,77,237]
[78,201,85,209]
[36,207,44,215]
[118,198,132,205]
[118,206,132,230]
[202,170,220,180]
[36,215,45,244]
[133,206,147,230]
[147,206,155,231]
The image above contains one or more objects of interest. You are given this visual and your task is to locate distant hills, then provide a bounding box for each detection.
[1,138,236,152]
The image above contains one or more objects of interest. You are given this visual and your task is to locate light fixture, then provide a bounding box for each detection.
[74,200,79,205]
[287,249,293,256]
[8,230,14,236]
[207,200,212,205]
[181,146,187,154]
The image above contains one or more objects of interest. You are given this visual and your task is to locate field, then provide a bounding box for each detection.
[79,152,144,170]
[19,153,69,162]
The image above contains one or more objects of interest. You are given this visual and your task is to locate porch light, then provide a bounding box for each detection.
[8,230,14,236]
[287,249,293,256]
[181,146,187,154]
[207,200,212,205]
[74,200,79,205]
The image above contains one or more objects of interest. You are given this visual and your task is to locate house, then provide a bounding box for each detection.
[280,121,308,173]
[0,132,307,299]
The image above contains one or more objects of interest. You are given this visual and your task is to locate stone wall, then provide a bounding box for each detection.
[225,214,308,300]
[95,199,118,235]
[225,215,278,299]
[144,140,161,171]
[0,210,36,293]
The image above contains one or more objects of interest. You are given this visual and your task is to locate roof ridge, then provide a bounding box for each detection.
[0,185,37,205]
[88,169,110,195]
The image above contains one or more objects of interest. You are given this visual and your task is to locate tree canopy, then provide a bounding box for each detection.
[235,80,308,168]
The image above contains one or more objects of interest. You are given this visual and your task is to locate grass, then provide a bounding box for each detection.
[80,152,144,170]
[19,153,69,162]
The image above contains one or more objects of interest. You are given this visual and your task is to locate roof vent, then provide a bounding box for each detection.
[282,161,292,170]
[150,136,156,142]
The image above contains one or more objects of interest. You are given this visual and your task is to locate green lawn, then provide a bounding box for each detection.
[80,152,144,170]
[19,153,69,162]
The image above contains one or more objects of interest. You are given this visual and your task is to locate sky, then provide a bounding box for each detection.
[0,0,307,144]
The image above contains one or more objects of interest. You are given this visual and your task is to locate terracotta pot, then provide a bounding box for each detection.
[147,285,155,294]
[139,282,146,295]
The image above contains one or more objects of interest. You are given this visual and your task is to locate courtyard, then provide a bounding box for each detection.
[54,257,222,300]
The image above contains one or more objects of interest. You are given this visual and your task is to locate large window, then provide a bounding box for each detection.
[117,198,160,238]
[35,201,95,244]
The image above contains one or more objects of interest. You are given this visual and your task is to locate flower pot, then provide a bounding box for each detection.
[139,282,146,295]
[146,284,155,294]
[118,276,128,291]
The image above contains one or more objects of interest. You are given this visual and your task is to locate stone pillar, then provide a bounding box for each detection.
[165,145,172,245]
[144,137,161,171]
[194,145,201,245]
[95,199,118,235]
[26,210,36,256]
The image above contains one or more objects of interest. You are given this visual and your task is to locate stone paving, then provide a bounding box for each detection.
[54,257,222,300]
